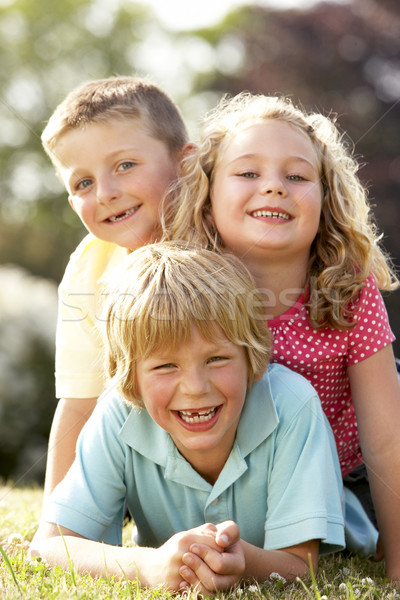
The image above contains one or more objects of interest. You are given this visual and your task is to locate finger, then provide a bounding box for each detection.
[183,550,241,592]
[173,527,219,554]
[179,565,199,587]
[180,560,219,597]
[215,521,240,548]
[192,540,246,582]
[200,523,218,534]
[191,543,240,576]
[182,552,220,593]
[188,526,222,553]
[198,523,219,546]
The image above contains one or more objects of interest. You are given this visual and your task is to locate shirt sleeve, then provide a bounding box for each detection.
[264,374,345,554]
[55,236,125,399]
[347,275,395,366]
[45,392,129,545]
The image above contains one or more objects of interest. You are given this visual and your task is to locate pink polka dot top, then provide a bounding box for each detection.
[268,274,395,477]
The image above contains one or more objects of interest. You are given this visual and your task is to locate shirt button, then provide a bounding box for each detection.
[211,498,219,506]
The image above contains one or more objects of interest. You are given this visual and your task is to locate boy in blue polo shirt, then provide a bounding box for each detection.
[31,242,344,594]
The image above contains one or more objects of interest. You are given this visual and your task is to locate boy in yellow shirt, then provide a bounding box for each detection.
[41,76,191,503]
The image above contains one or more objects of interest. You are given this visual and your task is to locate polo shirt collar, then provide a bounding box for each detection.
[120,368,278,467]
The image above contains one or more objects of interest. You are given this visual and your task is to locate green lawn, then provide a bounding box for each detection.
[0,484,396,599]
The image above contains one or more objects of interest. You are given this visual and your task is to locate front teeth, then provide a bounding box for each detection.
[252,210,290,220]
[179,408,217,424]
[108,207,137,222]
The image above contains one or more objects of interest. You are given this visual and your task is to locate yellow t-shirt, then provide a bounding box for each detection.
[55,234,128,399]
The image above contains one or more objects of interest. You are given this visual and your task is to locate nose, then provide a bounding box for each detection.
[261,174,286,196]
[96,176,122,205]
[180,366,210,397]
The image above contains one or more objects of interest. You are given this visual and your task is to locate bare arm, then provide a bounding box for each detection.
[30,521,225,591]
[43,397,98,504]
[179,520,318,593]
[349,343,400,581]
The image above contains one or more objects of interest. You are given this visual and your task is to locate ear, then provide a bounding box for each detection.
[68,195,77,213]
[253,370,266,383]
[179,142,197,160]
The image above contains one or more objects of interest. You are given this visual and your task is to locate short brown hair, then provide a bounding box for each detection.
[101,241,271,407]
[42,76,188,163]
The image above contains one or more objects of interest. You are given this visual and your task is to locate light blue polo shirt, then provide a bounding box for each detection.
[47,363,345,554]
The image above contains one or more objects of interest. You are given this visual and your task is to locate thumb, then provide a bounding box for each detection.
[215,521,240,548]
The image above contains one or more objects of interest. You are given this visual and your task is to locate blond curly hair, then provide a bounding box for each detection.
[163,92,398,329]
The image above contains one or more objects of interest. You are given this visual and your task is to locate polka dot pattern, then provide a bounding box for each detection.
[268,275,395,476]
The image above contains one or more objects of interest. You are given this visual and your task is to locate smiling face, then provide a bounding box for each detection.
[210,120,323,265]
[136,324,249,484]
[54,118,179,249]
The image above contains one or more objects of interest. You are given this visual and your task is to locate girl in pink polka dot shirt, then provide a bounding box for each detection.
[165,92,400,581]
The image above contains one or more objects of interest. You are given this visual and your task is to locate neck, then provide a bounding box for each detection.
[240,253,309,319]
[185,450,227,485]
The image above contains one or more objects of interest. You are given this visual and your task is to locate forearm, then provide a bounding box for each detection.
[241,539,317,583]
[348,345,400,580]
[43,398,98,504]
[31,522,227,591]
[366,453,400,580]
[31,533,155,584]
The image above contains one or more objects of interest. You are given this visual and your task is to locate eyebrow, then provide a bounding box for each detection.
[61,147,140,181]
[226,153,317,169]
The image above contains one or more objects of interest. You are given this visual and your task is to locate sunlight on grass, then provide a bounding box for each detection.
[0,485,397,599]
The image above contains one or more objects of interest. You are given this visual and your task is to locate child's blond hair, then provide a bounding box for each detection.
[42,75,188,168]
[101,241,271,407]
[164,92,398,329]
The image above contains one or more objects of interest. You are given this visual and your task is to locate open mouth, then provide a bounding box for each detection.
[178,407,218,424]
[107,206,139,222]
[251,210,291,220]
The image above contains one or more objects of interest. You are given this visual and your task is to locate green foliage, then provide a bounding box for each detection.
[0,486,398,600]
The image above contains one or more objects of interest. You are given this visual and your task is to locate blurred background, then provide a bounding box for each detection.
[0,0,399,484]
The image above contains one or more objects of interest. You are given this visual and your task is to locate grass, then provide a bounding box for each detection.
[0,484,398,599]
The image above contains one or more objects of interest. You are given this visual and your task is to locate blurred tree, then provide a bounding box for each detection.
[0,266,57,483]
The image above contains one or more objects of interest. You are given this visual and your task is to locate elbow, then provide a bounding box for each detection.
[290,553,318,582]
[28,522,61,562]
[28,536,48,562]
[29,534,48,561]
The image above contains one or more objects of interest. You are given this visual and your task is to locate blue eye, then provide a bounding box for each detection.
[76,178,93,191]
[119,161,135,171]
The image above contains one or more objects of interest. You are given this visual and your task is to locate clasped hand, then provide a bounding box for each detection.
[151,520,244,594]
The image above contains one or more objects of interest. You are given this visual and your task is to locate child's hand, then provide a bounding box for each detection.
[374,535,384,562]
[148,523,224,591]
[179,520,245,594]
